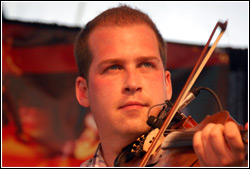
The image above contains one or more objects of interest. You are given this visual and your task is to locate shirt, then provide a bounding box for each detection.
[80,144,107,167]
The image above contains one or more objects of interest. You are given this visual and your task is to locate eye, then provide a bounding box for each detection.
[139,62,154,68]
[103,64,123,73]
[108,64,122,70]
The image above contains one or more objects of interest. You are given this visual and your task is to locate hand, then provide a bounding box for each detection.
[193,121,247,166]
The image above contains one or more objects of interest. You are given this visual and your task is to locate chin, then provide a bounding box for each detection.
[112,111,151,138]
[120,120,151,138]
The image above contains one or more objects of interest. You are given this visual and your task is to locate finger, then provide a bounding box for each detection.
[208,124,233,166]
[224,121,245,162]
[200,123,220,166]
[193,130,206,166]
[194,123,218,166]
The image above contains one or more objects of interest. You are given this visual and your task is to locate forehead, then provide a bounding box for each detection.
[88,24,159,61]
[89,24,157,40]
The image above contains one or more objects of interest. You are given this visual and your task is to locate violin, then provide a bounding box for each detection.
[115,103,248,167]
[114,21,248,167]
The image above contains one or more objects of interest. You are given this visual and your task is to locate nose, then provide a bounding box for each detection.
[123,70,142,94]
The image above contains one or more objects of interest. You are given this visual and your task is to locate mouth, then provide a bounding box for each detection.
[119,101,148,110]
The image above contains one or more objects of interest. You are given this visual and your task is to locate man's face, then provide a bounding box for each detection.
[85,24,172,137]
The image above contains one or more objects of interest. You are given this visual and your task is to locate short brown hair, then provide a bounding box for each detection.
[74,5,166,81]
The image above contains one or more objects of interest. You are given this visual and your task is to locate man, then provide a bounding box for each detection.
[74,5,247,167]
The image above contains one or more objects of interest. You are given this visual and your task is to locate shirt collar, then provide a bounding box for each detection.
[80,143,107,167]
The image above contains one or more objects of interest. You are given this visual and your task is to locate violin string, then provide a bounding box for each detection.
[163,131,195,149]
[163,129,248,149]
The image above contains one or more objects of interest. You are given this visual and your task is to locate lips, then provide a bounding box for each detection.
[119,101,148,110]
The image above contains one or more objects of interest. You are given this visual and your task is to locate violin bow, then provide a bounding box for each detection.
[140,21,228,167]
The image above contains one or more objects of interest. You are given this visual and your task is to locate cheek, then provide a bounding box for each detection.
[87,77,120,127]
[148,73,166,89]
[146,73,169,99]
[88,76,118,104]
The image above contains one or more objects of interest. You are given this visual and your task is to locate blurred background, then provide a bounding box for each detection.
[2,1,249,48]
[1,1,249,167]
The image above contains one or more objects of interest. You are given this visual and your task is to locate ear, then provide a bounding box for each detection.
[75,76,90,107]
[165,70,172,100]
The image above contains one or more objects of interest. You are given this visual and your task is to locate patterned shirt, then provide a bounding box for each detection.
[80,144,107,167]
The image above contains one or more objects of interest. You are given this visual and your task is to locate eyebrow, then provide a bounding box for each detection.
[97,58,124,69]
[135,56,161,63]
